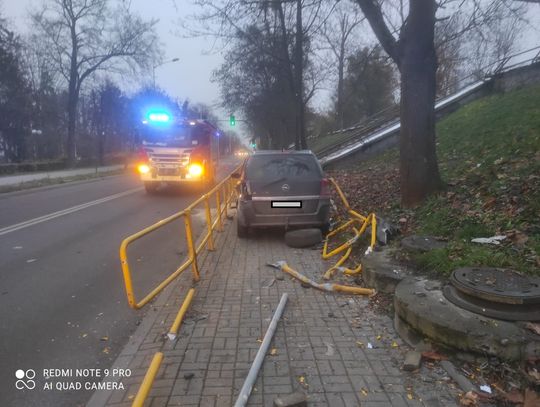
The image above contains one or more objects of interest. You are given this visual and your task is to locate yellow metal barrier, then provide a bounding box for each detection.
[314,178,378,287]
[119,167,240,309]
[167,288,195,340]
[131,352,163,407]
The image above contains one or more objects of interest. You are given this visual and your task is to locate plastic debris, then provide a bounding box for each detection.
[480,385,492,394]
[367,343,373,349]
[471,235,507,245]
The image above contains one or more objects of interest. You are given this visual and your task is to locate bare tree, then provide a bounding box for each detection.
[186,0,331,150]
[353,0,443,207]
[352,0,528,206]
[31,0,159,167]
[321,2,364,129]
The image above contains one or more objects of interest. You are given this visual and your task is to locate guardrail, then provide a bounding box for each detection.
[119,166,241,309]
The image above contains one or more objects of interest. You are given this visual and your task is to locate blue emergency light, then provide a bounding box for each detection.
[144,109,171,124]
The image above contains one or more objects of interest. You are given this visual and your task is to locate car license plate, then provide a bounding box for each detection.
[271,201,302,208]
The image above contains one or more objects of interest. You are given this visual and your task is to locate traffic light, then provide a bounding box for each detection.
[250,138,256,148]
[229,114,236,126]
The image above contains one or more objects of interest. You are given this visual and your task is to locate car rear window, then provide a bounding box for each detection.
[245,154,322,180]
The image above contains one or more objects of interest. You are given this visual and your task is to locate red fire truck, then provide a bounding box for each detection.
[136,110,219,193]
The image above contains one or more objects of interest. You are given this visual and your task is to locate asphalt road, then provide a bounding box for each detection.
[0,158,240,407]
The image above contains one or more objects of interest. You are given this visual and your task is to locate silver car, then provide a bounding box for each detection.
[233,150,331,238]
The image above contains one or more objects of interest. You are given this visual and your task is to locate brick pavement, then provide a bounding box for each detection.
[91,215,460,407]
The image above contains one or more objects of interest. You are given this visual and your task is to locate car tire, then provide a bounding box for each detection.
[285,228,323,248]
[237,222,249,238]
[320,222,330,236]
[144,182,159,194]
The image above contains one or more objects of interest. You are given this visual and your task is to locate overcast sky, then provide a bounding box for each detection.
[2,0,539,141]
[1,0,245,135]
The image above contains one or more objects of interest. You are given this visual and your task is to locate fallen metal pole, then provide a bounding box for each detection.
[233,293,288,407]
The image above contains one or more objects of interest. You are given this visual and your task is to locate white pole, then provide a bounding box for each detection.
[233,293,288,407]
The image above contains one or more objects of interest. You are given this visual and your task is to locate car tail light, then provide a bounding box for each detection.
[320,178,331,197]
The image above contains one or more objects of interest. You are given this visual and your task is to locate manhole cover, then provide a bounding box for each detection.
[443,285,540,321]
[450,267,540,305]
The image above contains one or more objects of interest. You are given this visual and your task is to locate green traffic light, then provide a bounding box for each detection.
[229,114,235,126]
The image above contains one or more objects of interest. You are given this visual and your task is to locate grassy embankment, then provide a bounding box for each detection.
[329,84,540,276]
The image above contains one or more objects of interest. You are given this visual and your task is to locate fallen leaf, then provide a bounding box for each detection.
[360,388,368,396]
[270,348,278,356]
[460,391,478,406]
[81,333,88,338]
[524,388,540,407]
[356,341,364,348]
[421,351,447,361]
[501,390,524,404]
[102,347,110,354]
[376,335,382,341]
[525,322,540,336]
[407,393,413,400]
[526,367,540,384]
[100,336,109,341]
[391,341,398,348]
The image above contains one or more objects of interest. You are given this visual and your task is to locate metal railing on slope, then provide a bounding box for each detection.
[313,45,540,162]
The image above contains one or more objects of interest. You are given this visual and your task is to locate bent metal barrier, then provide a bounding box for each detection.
[119,166,241,310]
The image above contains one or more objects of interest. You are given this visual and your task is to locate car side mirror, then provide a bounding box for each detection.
[231,172,241,179]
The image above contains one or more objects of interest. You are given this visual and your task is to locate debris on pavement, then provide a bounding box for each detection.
[403,351,422,371]
[272,391,307,407]
[441,360,477,394]
[479,384,492,394]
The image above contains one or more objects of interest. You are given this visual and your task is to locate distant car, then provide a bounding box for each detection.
[235,149,250,157]
[233,150,331,238]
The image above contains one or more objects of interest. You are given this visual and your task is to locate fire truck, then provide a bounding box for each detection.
[136,109,219,193]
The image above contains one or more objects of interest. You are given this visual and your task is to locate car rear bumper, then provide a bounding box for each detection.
[237,198,330,228]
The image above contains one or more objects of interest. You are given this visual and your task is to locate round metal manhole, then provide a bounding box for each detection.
[450,267,540,305]
[443,285,540,321]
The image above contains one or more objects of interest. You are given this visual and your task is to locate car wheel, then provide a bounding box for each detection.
[285,228,323,248]
[320,222,330,236]
[237,221,249,238]
[144,182,159,194]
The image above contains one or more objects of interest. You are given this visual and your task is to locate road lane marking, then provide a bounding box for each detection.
[0,187,143,236]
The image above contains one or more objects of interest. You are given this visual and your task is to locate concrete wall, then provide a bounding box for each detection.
[492,61,540,93]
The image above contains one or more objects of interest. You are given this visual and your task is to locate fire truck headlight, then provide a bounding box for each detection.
[188,163,203,177]
[138,164,151,174]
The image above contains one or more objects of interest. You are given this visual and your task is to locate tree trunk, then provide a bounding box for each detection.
[294,0,307,150]
[399,1,443,206]
[66,24,79,168]
[66,79,78,168]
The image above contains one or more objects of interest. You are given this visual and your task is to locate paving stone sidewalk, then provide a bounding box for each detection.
[91,216,461,407]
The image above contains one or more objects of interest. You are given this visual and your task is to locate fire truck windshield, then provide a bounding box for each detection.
[141,124,197,148]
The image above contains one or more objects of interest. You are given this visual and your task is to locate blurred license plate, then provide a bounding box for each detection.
[271,201,302,208]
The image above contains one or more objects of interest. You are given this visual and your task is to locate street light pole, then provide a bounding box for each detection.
[152,57,180,88]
